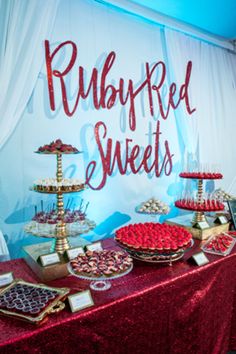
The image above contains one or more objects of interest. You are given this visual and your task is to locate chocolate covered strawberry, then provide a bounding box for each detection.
[70,250,133,278]
[36,139,79,154]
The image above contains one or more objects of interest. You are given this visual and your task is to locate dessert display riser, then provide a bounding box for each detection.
[166,214,229,240]
[23,239,89,281]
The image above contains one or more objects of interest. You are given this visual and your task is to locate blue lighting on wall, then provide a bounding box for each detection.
[128,0,236,39]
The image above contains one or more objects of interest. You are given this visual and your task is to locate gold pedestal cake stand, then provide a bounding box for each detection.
[27,151,92,254]
[176,173,224,225]
[167,172,229,240]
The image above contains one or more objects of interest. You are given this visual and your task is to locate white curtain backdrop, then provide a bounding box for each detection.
[0,0,60,150]
[164,28,236,192]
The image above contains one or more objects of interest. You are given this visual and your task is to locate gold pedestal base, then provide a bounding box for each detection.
[23,239,89,281]
[54,237,70,254]
[192,211,206,224]
[166,214,230,241]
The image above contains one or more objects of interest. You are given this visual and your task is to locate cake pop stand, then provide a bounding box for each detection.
[166,172,229,240]
[177,172,223,225]
[67,263,133,291]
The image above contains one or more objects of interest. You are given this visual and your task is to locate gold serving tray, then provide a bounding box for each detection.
[0,279,69,325]
[31,185,85,194]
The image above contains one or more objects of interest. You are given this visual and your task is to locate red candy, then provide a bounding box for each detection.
[116,223,192,252]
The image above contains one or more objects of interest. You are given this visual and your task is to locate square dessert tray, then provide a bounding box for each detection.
[201,233,236,256]
[0,279,69,324]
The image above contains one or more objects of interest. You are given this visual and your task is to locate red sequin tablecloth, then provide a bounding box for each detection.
[0,238,236,354]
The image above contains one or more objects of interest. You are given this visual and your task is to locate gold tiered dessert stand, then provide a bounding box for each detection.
[30,151,86,253]
[23,147,95,281]
[177,172,224,224]
[166,172,230,240]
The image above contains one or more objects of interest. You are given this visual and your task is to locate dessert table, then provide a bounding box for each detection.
[0,238,236,354]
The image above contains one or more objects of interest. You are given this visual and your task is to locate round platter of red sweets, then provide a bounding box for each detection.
[179,172,223,180]
[115,222,193,264]
[35,139,82,154]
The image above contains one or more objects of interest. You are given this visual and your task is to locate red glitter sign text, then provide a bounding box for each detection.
[45,40,196,189]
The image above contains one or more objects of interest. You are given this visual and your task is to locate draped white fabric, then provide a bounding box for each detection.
[0,0,60,149]
[164,29,236,192]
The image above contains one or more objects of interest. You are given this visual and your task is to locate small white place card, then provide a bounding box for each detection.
[68,290,94,313]
[0,272,14,287]
[38,252,60,267]
[193,221,209,230]
[215,216,228,225]
[191,251,209,266]
[65,247,85,260]
[86,241,103,252]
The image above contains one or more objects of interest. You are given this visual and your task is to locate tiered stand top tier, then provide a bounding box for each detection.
[179,172,223,179]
